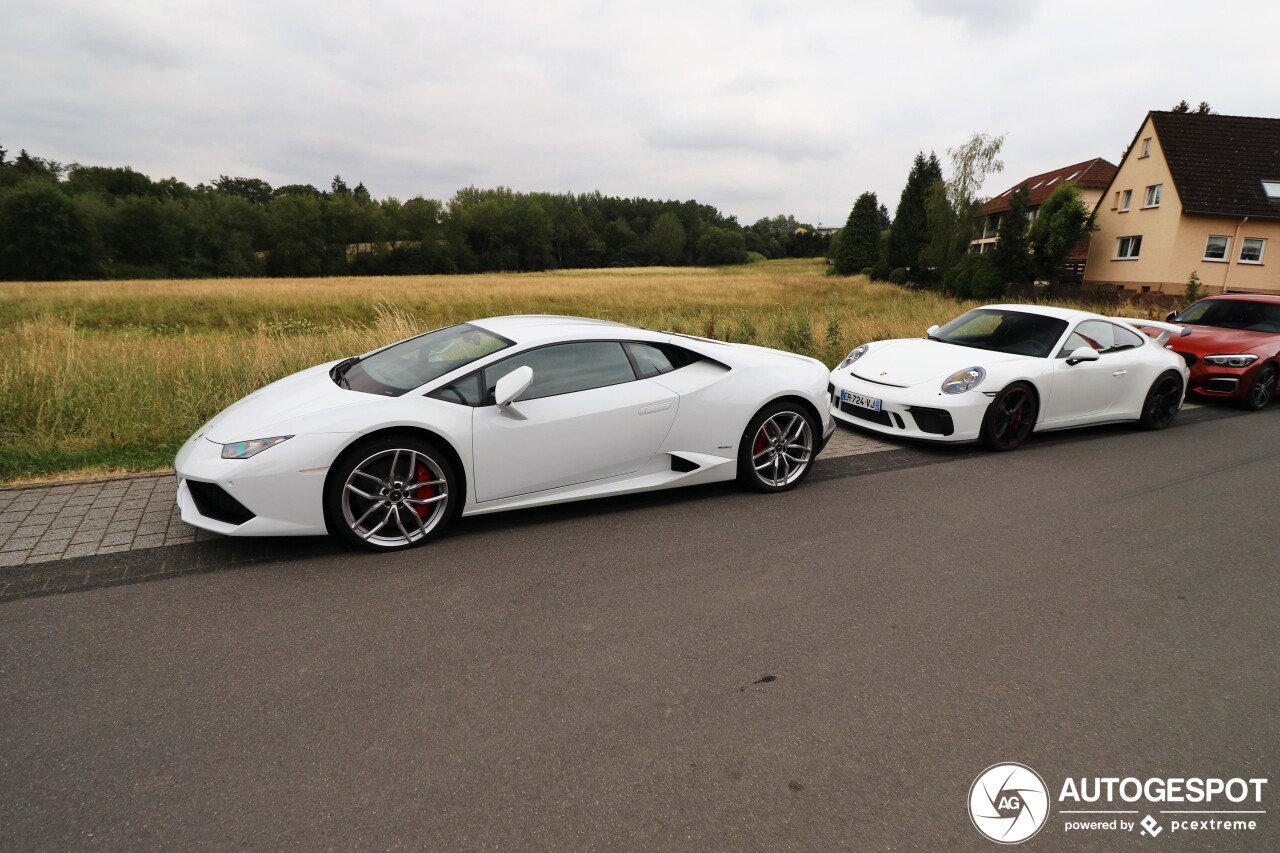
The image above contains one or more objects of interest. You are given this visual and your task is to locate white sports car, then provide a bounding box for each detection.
[175,315,835,550]
[829,304,1192,450]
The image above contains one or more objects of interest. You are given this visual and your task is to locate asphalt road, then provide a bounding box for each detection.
[1,407,1277,851]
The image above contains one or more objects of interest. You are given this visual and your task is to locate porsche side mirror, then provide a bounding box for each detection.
[495,365,533,410]
[1165,310,1177,322]
[1065,346,1101,366]
[926,324,941,338]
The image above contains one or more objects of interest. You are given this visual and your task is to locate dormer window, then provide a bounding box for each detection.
[1264,180,1280,199]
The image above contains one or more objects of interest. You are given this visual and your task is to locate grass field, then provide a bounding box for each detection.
[0,259,1132,484]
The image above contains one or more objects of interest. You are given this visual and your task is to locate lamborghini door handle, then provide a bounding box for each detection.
[1112,370,1128,376]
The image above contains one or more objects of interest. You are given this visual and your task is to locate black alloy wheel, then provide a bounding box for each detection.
[980,383,1037,451]
[1137,371,1184,430]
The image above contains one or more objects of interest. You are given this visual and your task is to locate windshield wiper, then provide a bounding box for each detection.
[331,356,360,389]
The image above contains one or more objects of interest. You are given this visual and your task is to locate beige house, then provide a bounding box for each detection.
[1084,111,1280,295]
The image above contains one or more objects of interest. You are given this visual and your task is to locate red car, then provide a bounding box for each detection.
[1164,294,1280,409]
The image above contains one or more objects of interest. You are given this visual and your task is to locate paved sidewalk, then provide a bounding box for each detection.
[0,425,895,571]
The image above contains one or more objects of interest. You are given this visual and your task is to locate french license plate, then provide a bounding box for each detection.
[840,389,882,412]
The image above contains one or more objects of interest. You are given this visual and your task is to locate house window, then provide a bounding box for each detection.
[1203,235,1230,261]
[1140,138,1152,158]
[1116,236,1142,259]
[1119,190,1132,212]
[1143,184,1162,208]
[1262,181,1280,199]
[1240,237,1267,264]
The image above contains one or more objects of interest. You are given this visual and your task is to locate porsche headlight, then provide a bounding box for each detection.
[839,344,869,368]
[941,367,986,394]
[221,435,293,459]
[1203,354,1259,367]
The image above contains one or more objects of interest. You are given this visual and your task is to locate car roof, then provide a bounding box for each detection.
[469,315,651,344]
[979,303,1096,322]
[1196,293,1280,304]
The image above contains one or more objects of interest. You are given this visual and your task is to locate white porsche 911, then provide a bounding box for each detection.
[829,304,1192,451]
[176,316,835,551]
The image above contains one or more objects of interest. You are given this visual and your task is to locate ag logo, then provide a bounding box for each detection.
[969,763,1050,844]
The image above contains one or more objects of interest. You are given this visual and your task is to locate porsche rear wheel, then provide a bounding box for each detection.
[738,402,817,492]
[1242,363,1277,410]
[980,383,1037,451]
[326,437,456,551]
[1138,371,1183,430]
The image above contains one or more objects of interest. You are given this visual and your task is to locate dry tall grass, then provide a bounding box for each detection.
[0,259,1112,482]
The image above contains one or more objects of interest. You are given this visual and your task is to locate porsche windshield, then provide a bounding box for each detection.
[932,308,1068,358]
[337,323,513,396]
[1174,299,1280,333]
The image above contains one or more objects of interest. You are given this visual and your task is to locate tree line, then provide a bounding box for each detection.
[0,146,830,281]
[829,133,1094,298]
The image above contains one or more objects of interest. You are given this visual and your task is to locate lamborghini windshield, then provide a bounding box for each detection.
[336,323,513,396]
[931,308,1068,358]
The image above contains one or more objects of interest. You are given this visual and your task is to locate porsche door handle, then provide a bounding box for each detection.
[1112,370,1128,376]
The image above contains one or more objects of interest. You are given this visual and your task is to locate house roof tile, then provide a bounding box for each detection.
[1149,111,1280,220]
[976,158,1117,216]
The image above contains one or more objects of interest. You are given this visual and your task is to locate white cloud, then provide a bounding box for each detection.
[0,0,1276,224]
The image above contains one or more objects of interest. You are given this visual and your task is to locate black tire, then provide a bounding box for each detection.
[325,435,456,552]
[1241,363,1277,411]
[980,383,1037,451]
[737,401,819,493]
[1137,371,1184,430]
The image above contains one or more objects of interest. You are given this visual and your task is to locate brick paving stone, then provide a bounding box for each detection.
[2,536,40,553]
[0,551,32,567]
[96,544,131,554]
[29,541,68,557]
[59,544,101,560]
[98,532,135,548]
[132,534,168,549]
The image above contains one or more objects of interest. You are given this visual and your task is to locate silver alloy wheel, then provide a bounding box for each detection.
[1251,365,1276,408]
[341,447,449,548]
[750,411,814,487]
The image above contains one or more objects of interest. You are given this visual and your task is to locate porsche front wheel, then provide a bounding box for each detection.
[738,402,817,492]
[980,383,1037,451]
[326,437,456,551]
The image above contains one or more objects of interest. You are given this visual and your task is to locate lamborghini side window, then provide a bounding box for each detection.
[627,343,676,377]
[428,371,484,406]
[483,341,638,403]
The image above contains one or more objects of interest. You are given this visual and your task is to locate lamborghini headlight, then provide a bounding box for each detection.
[221,436,293,459]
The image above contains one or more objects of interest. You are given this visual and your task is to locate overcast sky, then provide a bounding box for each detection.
[5,1,1277,226]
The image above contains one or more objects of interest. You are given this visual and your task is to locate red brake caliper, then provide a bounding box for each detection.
[753,430,767,457]
[414,462,434,519]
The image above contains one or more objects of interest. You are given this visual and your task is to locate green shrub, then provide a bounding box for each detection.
[870,260,891,281]
[888,267,907,284]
